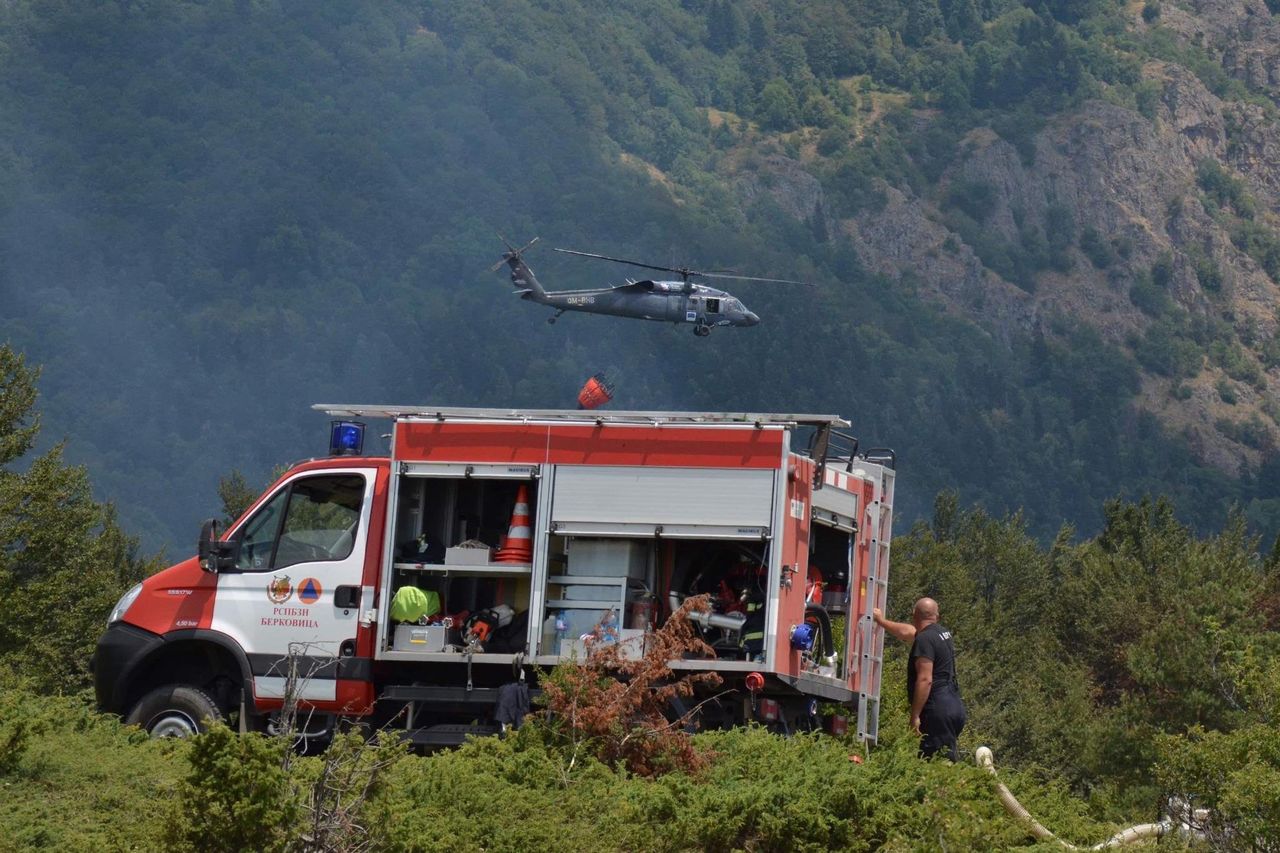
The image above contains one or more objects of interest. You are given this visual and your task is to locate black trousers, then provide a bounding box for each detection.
[919,684,966,761]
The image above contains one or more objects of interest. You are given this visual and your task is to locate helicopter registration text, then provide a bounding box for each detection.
[566,295,596,305]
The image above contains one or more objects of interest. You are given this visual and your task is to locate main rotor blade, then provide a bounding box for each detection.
[556,246,813,286]
[698,271,814,286]
[554,247,687,276]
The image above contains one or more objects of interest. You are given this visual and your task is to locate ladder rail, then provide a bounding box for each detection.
[314,403,849,430]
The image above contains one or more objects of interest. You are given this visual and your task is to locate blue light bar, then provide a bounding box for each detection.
[329,420,365,456]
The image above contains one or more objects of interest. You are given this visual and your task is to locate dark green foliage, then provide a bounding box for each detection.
[1133,79,1161,119]
[1156,725,1280,849]
[1211,340,1266,389]
[1186,245,1224,292]
[1230,219,1280,282]
[0,0,1273,557]
[757,78,800,130]
[1142,27,1252,101]
[1197,158,1255,219]
[1217,415,1273,451]
[1128,273,1172,317]
[0,344,155,694]
[1151,252,1175,289]
[1078,226,1115,269]
[0,689,182,850]
[218,469,259,527]
[5,492,1280,846]
[946,177,998,221]
[1134,318,1202,378]
[890,496,1280,821]
[168,726,298,853]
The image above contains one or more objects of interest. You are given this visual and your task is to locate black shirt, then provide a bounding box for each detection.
[908,622,959,704]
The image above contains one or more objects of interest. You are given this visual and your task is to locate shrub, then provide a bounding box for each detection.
[946,177,997,222]
[1130,275,1173,316]
[1196,159,1255,219]
[1135,320,1202,378]
[538,595,722,777]
[1155,725,1280,850]
[1230,219,1280,281]
[166,725,299,853]
[1079,226,1116,268]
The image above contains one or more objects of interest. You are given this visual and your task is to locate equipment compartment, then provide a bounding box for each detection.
[382,467,539,658]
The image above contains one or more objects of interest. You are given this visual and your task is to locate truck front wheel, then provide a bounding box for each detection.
[126,684,223,738]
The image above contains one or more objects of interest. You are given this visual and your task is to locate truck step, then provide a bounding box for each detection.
[406,723,502,747]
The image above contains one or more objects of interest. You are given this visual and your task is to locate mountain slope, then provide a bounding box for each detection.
[0,0,1276,548]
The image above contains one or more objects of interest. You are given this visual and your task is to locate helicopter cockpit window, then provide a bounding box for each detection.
[706,298,721,313]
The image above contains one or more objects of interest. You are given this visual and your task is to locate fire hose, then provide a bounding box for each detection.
[975,746,1205,849]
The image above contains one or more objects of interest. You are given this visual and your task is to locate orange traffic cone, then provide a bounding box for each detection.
[494,485,533,564]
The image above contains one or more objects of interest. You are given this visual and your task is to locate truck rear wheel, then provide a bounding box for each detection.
[126,684,223,738]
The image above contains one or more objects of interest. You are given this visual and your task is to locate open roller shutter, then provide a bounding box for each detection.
[550,465,775,539]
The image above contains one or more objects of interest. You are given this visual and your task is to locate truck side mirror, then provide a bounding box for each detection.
[197,518,239,572]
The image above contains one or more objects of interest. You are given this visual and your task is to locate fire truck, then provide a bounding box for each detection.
[93,406,895,746]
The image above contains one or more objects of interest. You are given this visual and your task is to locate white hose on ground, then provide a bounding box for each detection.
[975,746,1172,850]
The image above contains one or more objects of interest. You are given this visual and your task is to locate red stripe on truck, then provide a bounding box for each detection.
[395,423,784,469]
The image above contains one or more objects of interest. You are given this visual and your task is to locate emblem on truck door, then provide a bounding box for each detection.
[267,575,293,604]
[297,578,322,605]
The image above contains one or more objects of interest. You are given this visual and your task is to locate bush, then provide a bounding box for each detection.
[1130,275,1173,316]
[1155,725,1280,850]
[538,596,721,777]
[1196,159,1255,219]
[946,177,998,222]
[1230,219,1280,282]
[1187,246,1224,292]
[0,688,182,850]
[1135,320,1202,378]
[166,725,299,853]
[1079,226,1116,269]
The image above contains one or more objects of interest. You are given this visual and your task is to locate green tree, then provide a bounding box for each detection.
[903,0,943,47]
[0,344,153,693]
[218,469,259,527]
[757,77,800,130]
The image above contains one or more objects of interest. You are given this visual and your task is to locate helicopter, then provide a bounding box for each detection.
[490,236,811,336]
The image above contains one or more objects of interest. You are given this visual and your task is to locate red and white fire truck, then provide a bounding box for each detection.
[94,406,894,746]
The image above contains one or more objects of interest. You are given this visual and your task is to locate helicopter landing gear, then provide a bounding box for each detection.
[548,309,565,325]
[693,324,711,337]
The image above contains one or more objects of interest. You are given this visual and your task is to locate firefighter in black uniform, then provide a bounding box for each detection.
[873,598,966,760]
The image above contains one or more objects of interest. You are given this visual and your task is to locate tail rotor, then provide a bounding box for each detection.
[488,234,540,273]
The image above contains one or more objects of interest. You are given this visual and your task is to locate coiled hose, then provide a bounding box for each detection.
[975,746,1197,849]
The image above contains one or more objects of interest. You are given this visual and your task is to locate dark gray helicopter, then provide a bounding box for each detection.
[490,237,811,336]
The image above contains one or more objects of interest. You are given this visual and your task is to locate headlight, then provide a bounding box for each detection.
[108,582,143,625]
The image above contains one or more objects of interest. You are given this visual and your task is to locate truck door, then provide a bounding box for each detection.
[212,468,374,704]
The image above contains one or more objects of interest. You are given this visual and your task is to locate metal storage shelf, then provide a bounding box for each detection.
[392,561,531,576]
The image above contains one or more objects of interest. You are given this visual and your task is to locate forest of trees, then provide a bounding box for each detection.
[2,340,1279,848]
[0,0,1277,553]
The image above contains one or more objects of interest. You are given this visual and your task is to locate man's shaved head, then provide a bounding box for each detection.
[912,597,939,625]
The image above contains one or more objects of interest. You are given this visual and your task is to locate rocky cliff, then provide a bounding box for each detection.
[724,2,1280,477]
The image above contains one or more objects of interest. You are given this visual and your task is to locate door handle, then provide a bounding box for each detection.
[334,585,361,609]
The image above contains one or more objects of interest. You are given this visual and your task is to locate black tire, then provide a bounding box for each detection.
[125,684,223,738]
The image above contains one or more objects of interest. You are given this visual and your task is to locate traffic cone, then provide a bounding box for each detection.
[494,484,533,564]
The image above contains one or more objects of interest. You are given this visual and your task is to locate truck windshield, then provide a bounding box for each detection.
[236,474,365,570]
